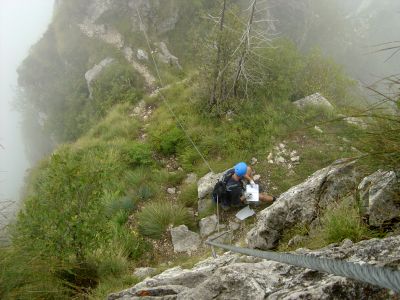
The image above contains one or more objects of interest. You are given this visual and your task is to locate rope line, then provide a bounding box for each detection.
[135,7,214,174]
[206,239,400,293]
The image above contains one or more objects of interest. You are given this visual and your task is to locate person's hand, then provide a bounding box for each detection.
[250,180,255,187]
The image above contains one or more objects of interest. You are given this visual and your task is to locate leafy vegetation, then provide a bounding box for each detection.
[4,1,399,299]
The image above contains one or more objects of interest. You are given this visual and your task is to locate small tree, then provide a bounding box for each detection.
[204,0,273,114]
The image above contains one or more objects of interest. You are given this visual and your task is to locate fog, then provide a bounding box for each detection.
[0,0,54,232]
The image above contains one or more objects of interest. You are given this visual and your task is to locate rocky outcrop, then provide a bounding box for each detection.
[109,236,399,299]
[293,93,334,110]
[359,170,400,226]
[134,267,157,278]
[155,42,182,70]
[247,159,361,250]
[84,57,114,98]
[170,225,200,254]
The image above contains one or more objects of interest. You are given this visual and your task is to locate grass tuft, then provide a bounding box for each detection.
[137,201,194,239]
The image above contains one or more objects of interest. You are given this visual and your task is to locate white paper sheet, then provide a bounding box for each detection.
[235,205,256,220]
[245,184,259,202]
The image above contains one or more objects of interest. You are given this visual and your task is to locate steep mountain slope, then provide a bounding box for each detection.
[2,1,399,299]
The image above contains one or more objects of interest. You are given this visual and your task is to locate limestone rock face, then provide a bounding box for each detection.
[170,225,200,254]
[84,57,114,98]
[133,267,157,278]
[359,170,400,226]
[247,159,361,250]
[109,236,399,299]
[293,93,334,110]
[155,42,182,70]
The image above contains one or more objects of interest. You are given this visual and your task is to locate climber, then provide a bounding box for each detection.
[213,162,277,210]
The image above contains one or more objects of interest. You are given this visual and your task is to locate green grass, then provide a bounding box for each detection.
[178,183,198,208]
[278,196,377,251]
[137,201,194,239]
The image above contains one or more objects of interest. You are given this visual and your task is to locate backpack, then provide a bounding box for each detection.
[212,169,235,206]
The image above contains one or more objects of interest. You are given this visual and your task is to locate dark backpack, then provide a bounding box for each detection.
[212,169,235,206]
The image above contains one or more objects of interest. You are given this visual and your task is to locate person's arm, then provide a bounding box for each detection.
[243,166,253,182]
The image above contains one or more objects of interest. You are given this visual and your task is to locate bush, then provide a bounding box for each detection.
[150,126,185,156]
[123,143,153,167]
[137,201,194,239]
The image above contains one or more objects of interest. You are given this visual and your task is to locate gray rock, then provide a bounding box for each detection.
[314,125,324,133]
[251,157,258,165]
[155,41,182,70]
[170,225,201,254]
[253,174,261,181]
[358,170,400,226]
[110,236,400,299]
[199,215,218,238]
[134,267,157,278]
[84,57,115,98]
[293,93,334,110]
[291,156,300,162]
[136,49,148,61]
[197,170,225,200]
[167,187,176,195]
[229,221,241,231]
[247,159,361,250]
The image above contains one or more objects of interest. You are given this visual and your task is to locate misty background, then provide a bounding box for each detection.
[0,0,54,232]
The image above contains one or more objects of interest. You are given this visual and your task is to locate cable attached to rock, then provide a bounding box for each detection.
[206,239,400,293]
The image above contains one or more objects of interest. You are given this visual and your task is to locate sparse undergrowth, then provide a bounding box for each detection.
[278,197,380,252]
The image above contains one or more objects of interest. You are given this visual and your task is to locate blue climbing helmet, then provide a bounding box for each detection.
[234,162,247,177]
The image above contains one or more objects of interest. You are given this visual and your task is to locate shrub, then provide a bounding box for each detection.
[150,126,185,156]
[137,201,194,239]
[123,143,153,167]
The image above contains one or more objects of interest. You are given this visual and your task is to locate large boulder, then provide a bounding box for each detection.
[247,159,361,250]
[199,215,218,238]
[358,170,400,226]
[293,93,334,110]
[109,236,400,299]
[197,170,226,212]
[170,225,201,254]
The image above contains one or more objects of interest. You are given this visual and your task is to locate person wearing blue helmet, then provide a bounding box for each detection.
[222,162,276,209]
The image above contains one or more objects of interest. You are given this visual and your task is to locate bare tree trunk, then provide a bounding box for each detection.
[233,0,257,97]
[209,0,227,109]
